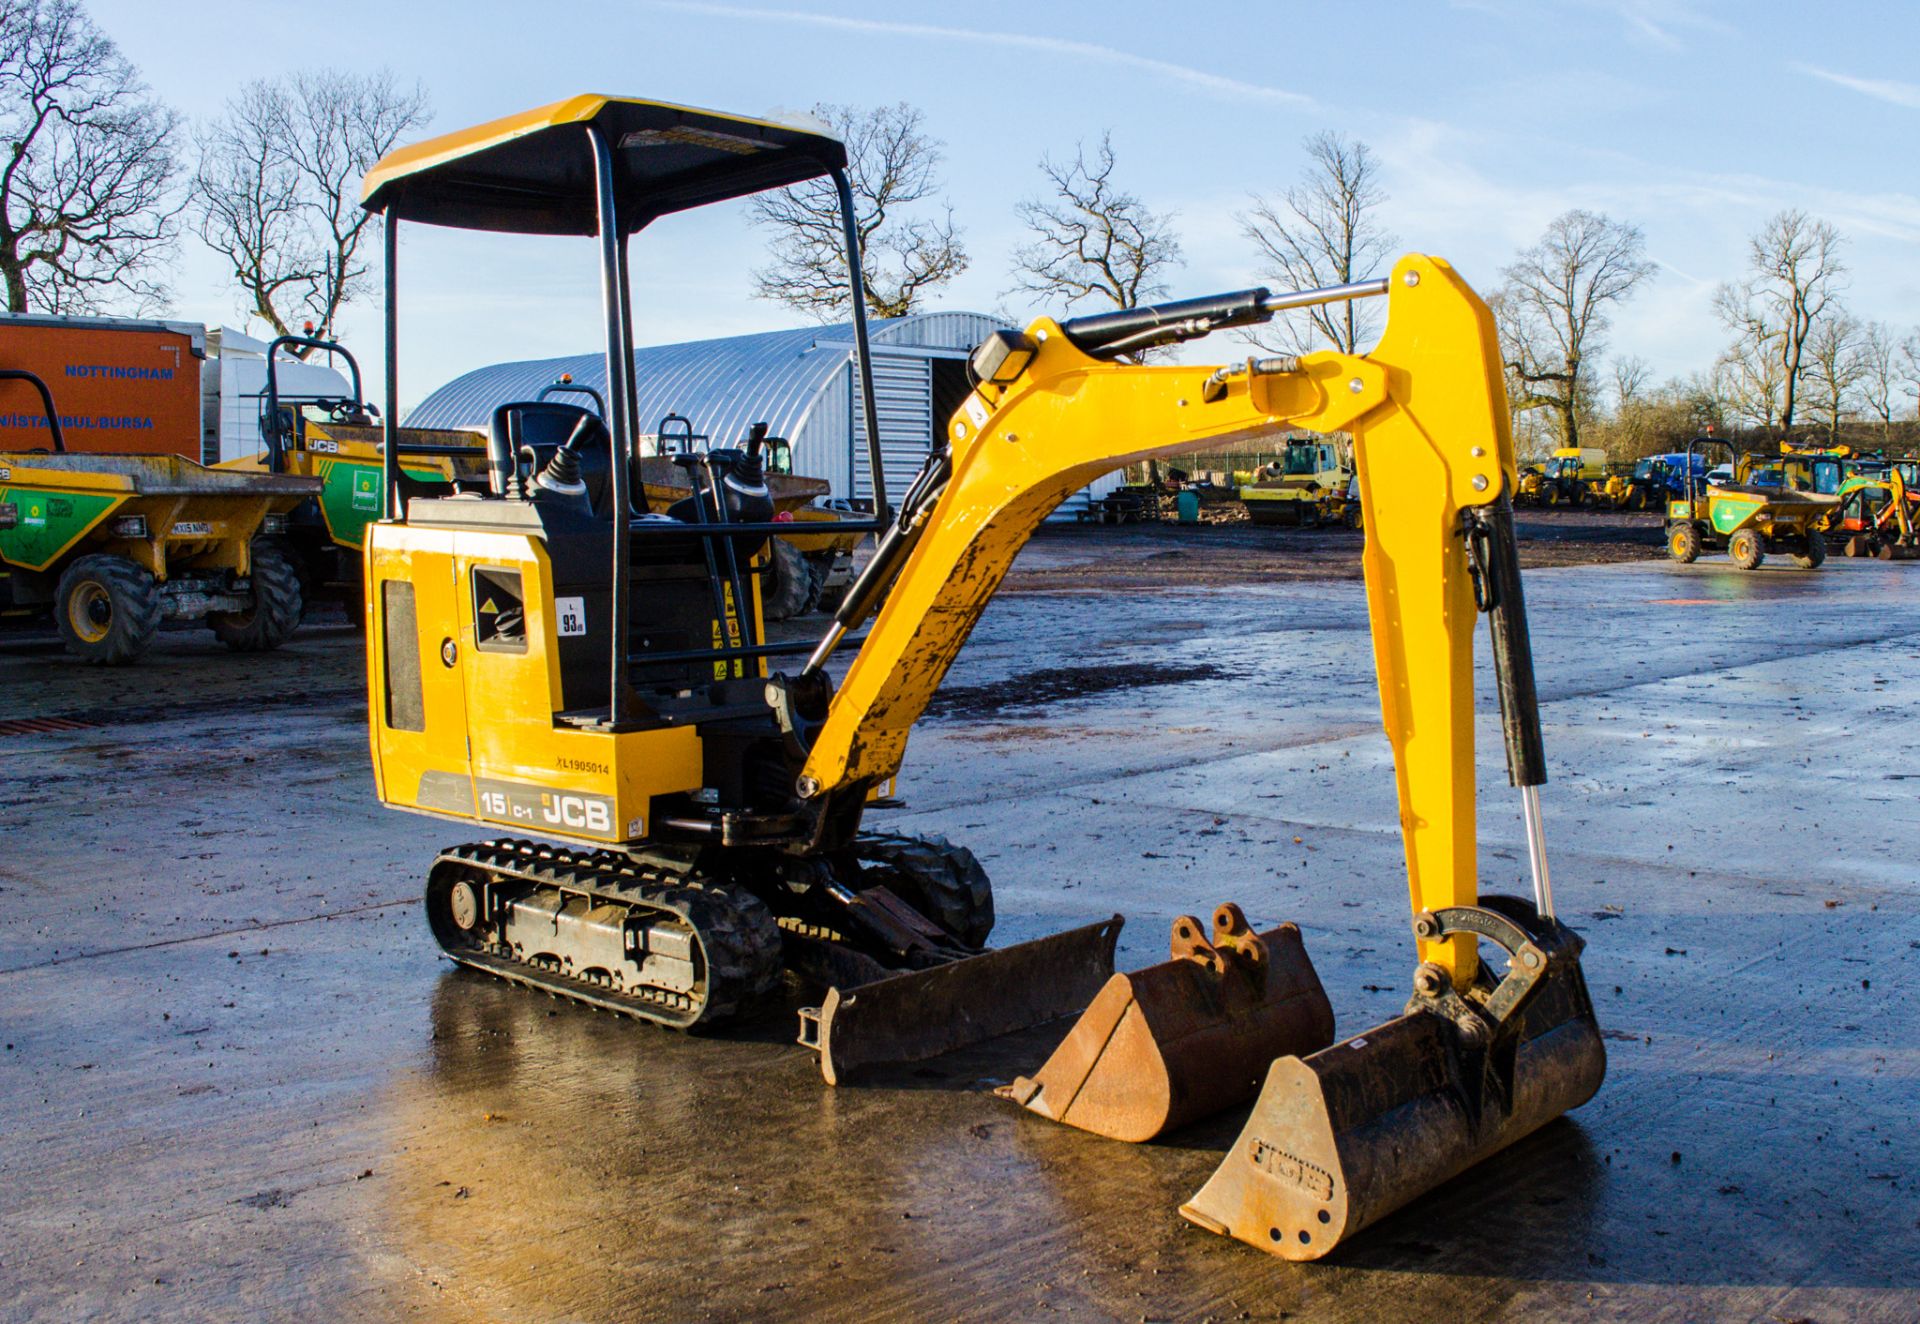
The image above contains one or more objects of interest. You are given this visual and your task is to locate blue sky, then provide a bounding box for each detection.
[91,0,1920,407]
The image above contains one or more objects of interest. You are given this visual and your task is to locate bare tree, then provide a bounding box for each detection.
[1588,374,1724,462]
[1900,331,1920,421]
[1799,310,1865,446]
[1713,209,1845,433]
[1713,334,1787,433]
[1611,354,1653,408]
[1496,209,1655,451]
[748,102,966,321]
[1009,132,1182,318]
[1489,291,1559,457]
[0,0,181,313]
[1854,320,1900,444]
[1239,132,1395,354]
[194,69,427,347]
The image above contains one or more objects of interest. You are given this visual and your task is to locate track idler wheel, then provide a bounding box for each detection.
[1180,896,1605,1261]
[997,905,1333,1142]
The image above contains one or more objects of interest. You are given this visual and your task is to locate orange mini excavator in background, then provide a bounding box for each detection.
[358,94,1603,1262]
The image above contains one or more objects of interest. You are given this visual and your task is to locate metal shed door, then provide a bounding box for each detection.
[850,354,933,505]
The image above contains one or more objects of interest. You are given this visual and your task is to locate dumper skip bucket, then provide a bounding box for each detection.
[1180,896,1605,1261]
[998,904,1335,1142]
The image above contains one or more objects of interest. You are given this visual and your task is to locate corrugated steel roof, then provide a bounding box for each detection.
[404,311,1005,450]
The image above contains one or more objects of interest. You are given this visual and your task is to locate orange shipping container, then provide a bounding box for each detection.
[0,314,206,458]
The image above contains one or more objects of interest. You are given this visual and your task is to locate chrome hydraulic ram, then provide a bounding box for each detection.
[1465,494,1554,919]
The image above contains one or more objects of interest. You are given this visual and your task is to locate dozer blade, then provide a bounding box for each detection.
[997,904,1334,1142]
[1180,897,1605,1261]
[799,916,1123,1085]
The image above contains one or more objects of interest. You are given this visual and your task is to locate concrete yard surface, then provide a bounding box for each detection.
[1,556,1916,1322]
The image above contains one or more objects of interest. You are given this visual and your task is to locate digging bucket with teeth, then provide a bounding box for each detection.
[1179,896,1604,1260]
[996,904,1335,1142]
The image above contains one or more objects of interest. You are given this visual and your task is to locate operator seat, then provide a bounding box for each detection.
[489,400,615,516]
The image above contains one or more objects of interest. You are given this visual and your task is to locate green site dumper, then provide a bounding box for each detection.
[0,368,320,663]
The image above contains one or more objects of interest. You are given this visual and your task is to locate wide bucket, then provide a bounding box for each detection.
[997,905,1334,1142]
[1180,898,1606,1261]
[799,916,1123,1085]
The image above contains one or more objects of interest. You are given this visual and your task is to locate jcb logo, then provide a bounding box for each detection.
[541,793,611,834]
[309,438,339,453]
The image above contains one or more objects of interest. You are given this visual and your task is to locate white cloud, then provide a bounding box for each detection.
[655,2,1317,110]
[1799,64,1920,110]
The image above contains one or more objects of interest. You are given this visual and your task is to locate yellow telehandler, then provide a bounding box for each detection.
[358,94,1603,1263]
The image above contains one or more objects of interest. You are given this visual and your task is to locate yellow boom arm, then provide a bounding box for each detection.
[799,254,1518,983]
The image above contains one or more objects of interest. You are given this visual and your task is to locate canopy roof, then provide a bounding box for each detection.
[360,94,845,235]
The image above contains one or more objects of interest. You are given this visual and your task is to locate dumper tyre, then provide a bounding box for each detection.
[55,554,161,665]
[1667,523,1701,564]
[761,537,821,621]
[1792,529,1826,569]
[855,831,995,947]
[1729,528,1765,570]
[809,552,848,612]
[209,540,304,652]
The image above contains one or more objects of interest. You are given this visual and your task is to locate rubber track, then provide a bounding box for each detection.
[432,838,783,1028]
[854,831,995,947]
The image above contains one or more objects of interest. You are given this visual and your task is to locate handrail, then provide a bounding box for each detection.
[0,369,67,452]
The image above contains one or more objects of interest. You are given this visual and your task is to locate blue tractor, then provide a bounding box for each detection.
[1628,451,1709,509]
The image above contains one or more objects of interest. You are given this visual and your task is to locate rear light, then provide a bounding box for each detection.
[111,515,149,538]
[261,513,289,535]
[0,502,15,531]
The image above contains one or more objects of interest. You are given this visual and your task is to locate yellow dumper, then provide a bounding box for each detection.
[0,368,318,662]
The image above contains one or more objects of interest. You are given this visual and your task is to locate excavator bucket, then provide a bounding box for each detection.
[799,915,1124,1085]
[996,905,1335,1142]
[1179,896,1605,1260]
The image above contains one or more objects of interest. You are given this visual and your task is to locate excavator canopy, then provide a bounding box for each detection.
[359,94,846,234]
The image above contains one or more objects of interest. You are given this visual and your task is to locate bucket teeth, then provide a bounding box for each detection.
[1180,897,1605,1260]
[997,906,1335,1143]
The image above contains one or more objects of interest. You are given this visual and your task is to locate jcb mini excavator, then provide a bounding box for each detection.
[359,95,1604,1262]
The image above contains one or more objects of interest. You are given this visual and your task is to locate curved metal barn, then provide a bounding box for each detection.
[406,312,1017,506]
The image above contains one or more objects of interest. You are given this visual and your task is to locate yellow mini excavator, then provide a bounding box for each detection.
[360,95,1604,1263]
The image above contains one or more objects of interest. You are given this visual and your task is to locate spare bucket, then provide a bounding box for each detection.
[1179,896,1605,1260]
[997,904,1335,1143]
[800,915,1123,1085]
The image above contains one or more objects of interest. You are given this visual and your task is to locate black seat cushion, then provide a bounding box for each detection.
[490,401,615,515]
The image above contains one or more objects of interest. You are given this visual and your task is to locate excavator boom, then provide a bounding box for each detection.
[803,255,1508,983]
[791,255,1604,1259]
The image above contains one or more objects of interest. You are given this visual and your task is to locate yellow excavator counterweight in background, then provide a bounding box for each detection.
[357,94,1604,1264]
